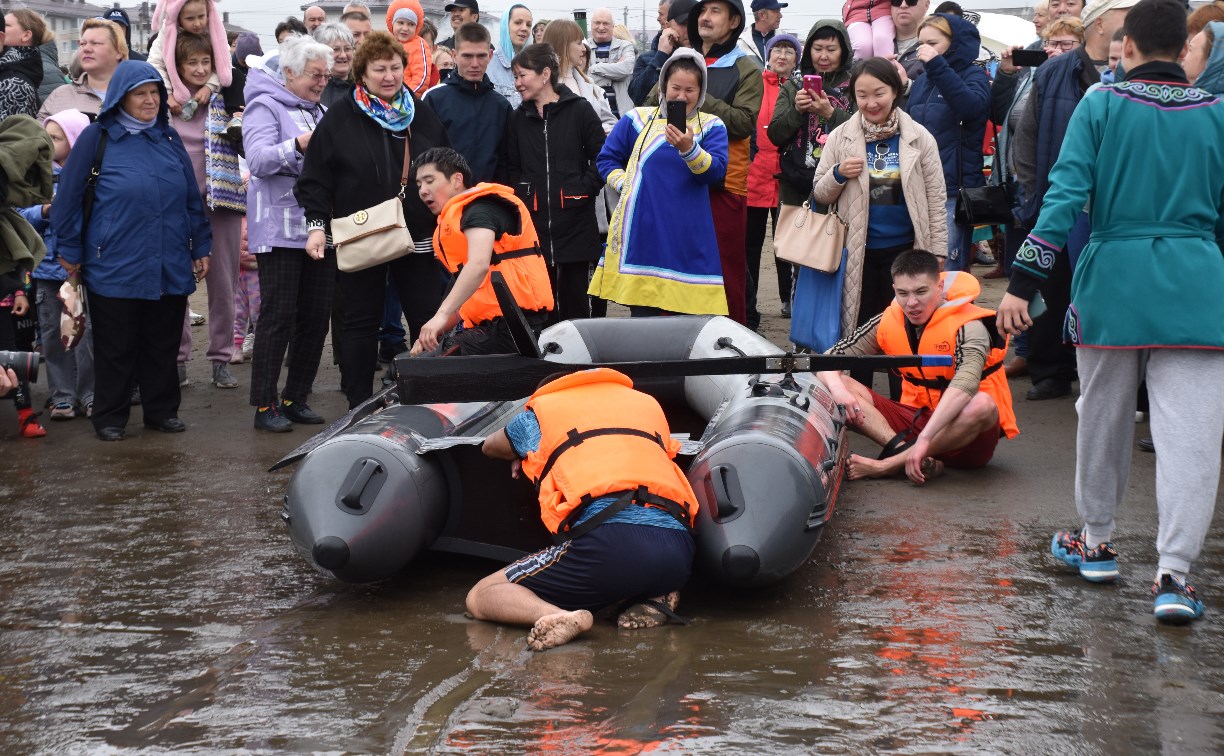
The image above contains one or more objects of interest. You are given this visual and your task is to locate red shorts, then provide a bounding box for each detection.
[868,389,1000,469]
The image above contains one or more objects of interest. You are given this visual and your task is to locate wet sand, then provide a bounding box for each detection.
[3,255,1222,753]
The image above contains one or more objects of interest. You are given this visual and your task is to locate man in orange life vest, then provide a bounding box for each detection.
[817,249,1019,484]
[468,368,700,651]
[410,148,554,356]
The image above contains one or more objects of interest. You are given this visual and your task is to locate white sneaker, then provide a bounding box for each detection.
[178,363,189,387]
[189,310,206,326]
[242,332,254,357]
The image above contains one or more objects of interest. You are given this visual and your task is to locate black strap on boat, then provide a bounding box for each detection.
[901,359,1002,390]
[553,485,693,544]
[490,245,543,264]
[533,427,667,489]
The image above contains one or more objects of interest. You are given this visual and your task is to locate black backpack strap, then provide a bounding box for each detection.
[553,485,694,543]
[81,132,108,233]
[533,427,668,490]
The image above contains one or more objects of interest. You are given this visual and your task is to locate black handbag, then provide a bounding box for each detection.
[953,125,1014,227]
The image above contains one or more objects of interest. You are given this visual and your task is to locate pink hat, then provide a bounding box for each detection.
[45,109,92,150]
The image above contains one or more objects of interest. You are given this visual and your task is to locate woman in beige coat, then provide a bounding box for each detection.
[811,57,946,346]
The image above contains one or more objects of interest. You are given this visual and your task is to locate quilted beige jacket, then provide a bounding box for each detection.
[811,109,947,338]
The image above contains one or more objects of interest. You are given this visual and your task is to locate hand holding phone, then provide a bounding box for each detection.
[803,74,823,97]
[1011,49,1049,68]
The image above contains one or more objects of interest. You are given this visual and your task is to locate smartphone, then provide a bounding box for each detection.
[666,99,687,132]
[803,74,823,97]
[1028,290,1048,319]
[1012,49,1049,68]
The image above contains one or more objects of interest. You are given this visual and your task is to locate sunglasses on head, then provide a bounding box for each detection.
[891,0,921,6]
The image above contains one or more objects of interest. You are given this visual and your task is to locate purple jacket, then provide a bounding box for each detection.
[241,62,326,252]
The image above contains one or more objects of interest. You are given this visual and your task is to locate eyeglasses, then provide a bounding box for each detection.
[331,45,355,55]
[1043,40,1077,51]
[304,72,329,83]
[872,140,891,172]
[891,0,922,7]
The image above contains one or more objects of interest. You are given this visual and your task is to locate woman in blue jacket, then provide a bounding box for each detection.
[907,13,989,271]
[52,60,211,441]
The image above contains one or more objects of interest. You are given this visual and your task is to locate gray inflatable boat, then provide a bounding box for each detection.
[279,315,853,588]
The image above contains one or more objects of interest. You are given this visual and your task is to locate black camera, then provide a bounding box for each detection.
[0,351,40,384]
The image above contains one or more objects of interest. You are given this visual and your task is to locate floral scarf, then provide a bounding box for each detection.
[353,83,415,132]
[860,108,901,143]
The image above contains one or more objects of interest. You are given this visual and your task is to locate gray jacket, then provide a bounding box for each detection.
[585,37,636,117]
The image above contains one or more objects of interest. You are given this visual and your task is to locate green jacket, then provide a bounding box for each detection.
[0,114,53,275]
[767,19,854,207]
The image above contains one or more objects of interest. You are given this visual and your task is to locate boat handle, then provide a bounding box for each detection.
[711,464,743,520]
[339,458,382,510]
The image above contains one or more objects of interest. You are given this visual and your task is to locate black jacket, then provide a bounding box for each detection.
[503,86,606,265]
[0,45,43,119]
[295,91,451,243]
[422,73,511,183]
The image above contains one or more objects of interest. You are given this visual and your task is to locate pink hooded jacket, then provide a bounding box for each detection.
[151,0,233,104]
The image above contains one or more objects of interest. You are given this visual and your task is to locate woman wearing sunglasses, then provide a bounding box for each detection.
[809,57,946,391]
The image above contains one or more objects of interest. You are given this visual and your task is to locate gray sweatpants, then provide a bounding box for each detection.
[1075,347,1224,575]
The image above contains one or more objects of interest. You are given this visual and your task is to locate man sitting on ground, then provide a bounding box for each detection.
[467,368,700,650]
[818,249,1019,484]
[411,148,554,355]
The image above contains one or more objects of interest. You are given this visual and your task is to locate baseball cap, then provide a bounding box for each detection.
[668,0,697,23]
[102,8,131,28]
[444,0,480,12]
[750,0,788,11]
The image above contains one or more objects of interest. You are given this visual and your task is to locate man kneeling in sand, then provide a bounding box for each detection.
[466,368,700,650]
[817,249,1019,485]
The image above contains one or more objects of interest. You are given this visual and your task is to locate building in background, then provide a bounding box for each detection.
[0,0,109,60]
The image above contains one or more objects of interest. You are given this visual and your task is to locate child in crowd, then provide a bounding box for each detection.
[147,0,233,116]
[169,32,245,389]
[230,216,259,364]
[386,0,433,96]
[842,0,895,59]
[17,109,95,424]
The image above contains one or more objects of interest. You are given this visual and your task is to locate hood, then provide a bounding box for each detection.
[0,45,44,87]
[243,56,320,109]
[386,0,424,42]
[45,108,91,149]
[98,60,170,127]
[936,13,981,72]
[799,19,852,77]
[1195,21,1224,96]
[688,0,748,56]
[658,47,709,113]
[151,0,232,104]
[498,4,530,60]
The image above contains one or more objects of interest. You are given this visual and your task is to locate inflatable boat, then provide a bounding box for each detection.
[277,313,947,589]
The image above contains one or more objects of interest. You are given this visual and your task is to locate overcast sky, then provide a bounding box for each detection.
[226,0,1035,47]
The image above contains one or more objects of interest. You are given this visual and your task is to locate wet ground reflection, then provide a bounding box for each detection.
[3,400,1223,753]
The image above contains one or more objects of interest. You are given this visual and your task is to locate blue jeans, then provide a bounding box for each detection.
[944,198,972,272]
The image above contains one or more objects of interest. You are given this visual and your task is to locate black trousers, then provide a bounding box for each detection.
[89,292,186,430]
[250,247,336,407]
[852,246,905,400]
[339,253,442,408]
[548,261,593,324]
[746,205,784,328]
[1026,239,1078,385]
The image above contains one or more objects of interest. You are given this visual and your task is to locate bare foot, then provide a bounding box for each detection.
[617,591,680,629]
[915,457,945,486]
[847,453,892,480]
[526,610,593,651]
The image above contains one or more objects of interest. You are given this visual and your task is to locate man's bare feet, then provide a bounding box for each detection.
[847,453,893,480]
[526,609,593,651]
[617,591,681,629]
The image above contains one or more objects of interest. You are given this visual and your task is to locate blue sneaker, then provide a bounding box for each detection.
[1050,528,1119,583]
[1152,575,1205,625]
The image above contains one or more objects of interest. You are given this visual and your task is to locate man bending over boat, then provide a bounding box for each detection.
[467,368,700,650]
[817,249,1019,484]
[411,148,554,356]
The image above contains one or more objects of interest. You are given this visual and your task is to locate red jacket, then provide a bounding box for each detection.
[747,69,784,209]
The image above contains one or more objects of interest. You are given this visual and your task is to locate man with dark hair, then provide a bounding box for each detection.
[275,17,310,43]
[423,23,510,183]
[439,0,481,49]
[411,148,554,356]
[818,250,1018,485]
[998,0,1224,626]
[739,0,786,61]
[102,8,147,61]
[630,0,693,105]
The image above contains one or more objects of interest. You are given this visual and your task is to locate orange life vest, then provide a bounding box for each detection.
[432,183,554,327]
[875,271,1019,439]
[521,368,700,537]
